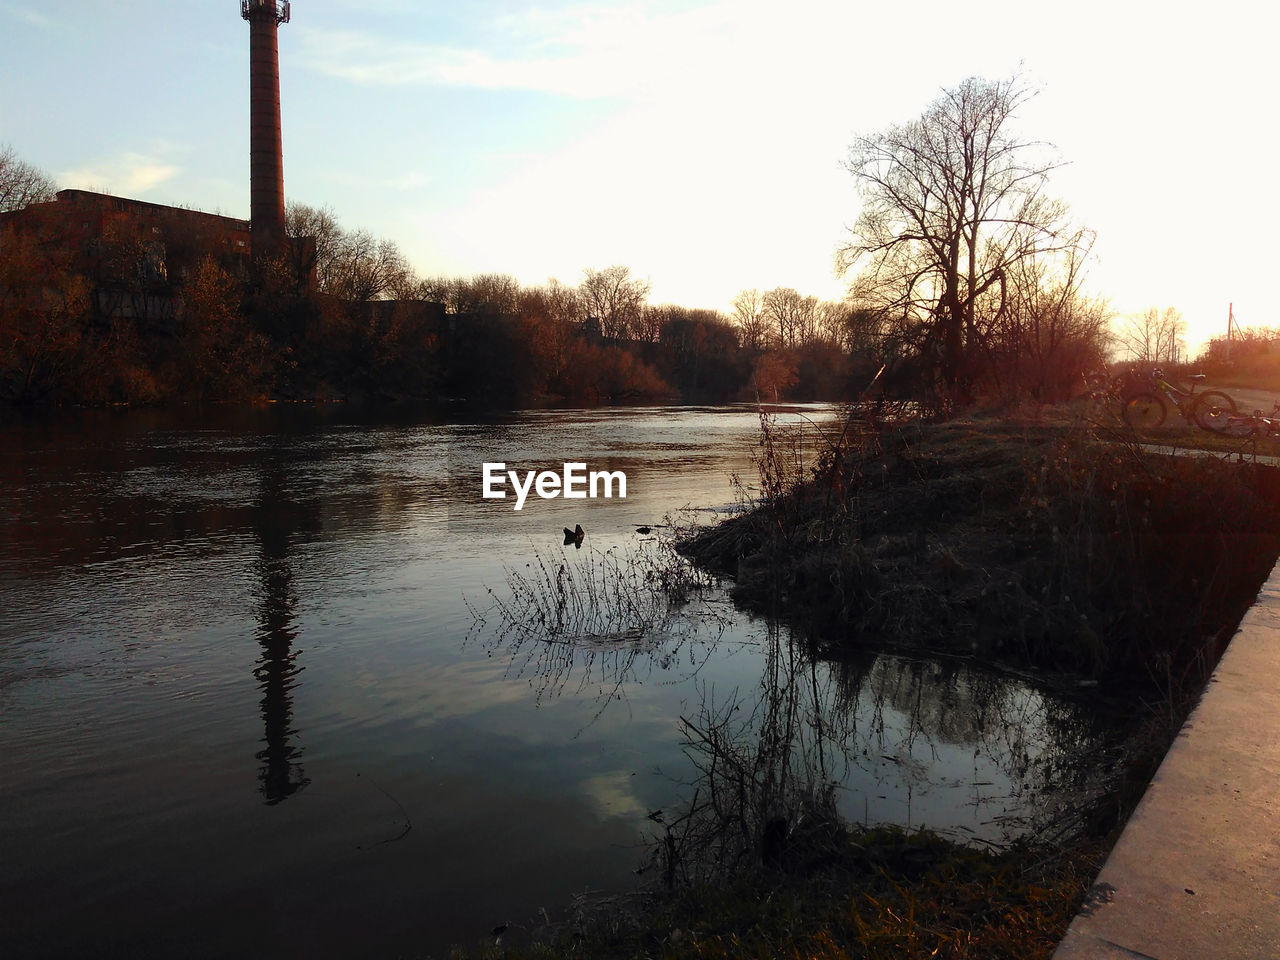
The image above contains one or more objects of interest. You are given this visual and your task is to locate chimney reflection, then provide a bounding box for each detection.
[251,467,310,805]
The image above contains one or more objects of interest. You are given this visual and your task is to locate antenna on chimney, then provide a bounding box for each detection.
[241,0,290,25]
[242,0,290,257]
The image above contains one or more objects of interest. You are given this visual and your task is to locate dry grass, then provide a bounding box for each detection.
[443,827,1105,960]
[465,538,724,713]
[469,538,716,648]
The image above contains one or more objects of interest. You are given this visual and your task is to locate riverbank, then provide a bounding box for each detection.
[681,418,1280,698]
[449,827,1108,960]
[447,416,1280,960]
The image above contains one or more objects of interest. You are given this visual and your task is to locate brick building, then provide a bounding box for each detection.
[0,188,313,327]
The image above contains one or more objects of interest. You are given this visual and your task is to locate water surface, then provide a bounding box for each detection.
[0,404,1113,958]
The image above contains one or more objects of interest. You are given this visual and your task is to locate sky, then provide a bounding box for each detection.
[2,0,1277,353]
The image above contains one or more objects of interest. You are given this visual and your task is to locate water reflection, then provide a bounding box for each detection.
[250,465,312,805]
[474,557,1118,865]
[833,654,1115,840]
[1,403,868,958]
[2,404,1129,958]
[649,627,1117,881]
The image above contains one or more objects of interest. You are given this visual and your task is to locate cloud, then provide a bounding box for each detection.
[327,0,416,11]
[293,1,800,101]
[57,152,181,196]
[389,170,433,192]
[295,25,633,99]
[579,769,648,820]
[4,4,49,27]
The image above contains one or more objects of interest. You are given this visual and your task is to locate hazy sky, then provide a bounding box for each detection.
[2,1,1276,350]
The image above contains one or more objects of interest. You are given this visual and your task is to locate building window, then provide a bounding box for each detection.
[138,241,168,284]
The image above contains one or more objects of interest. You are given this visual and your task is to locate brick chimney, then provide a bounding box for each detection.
[241,1,290,258]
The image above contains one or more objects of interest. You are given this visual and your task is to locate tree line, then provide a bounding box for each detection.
[274,213,878,405]
[9,69,1183,412]
[0,155,875,406]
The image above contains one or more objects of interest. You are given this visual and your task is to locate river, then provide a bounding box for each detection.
[0,403,1115,958]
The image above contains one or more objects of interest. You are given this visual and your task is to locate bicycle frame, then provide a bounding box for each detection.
[1224,401,1280,438]
[1148,371,1201,418]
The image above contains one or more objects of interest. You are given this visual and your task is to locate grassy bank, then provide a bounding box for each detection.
[681,418,1280,702]
[450,828,1107,960]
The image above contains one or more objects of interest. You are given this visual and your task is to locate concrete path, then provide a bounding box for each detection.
[1053,559,1280,959]
[1139,443,1280,467]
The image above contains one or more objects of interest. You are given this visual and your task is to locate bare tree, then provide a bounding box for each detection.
[454,274,522,315]
[635,303,667,343]
[417,275,457,308]
[837,76,1087,392]
[543,278,584,329]
[731,288,768,352]
[0,145,57,213]
[327,230,413,303]
[762,287,818,348]
[993,242,1111,398]
[1119,307,1185,365]
[579,265,650,340]
[285,203,417,301]
[816,301,851,348]
[517,283,575,382]
[285,201,342,291]
[420,273,522,314]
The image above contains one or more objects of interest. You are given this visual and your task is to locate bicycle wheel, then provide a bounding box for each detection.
[1191,390,1238,432]
[1123,392,1166,429]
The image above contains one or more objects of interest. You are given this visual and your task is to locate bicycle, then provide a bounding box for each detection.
[1121,368,1237,432]
[1220,400,1280,439]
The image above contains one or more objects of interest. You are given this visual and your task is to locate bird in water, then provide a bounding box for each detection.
[563,523,585,548]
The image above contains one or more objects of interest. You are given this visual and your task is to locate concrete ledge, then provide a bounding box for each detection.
[1053,561,1280,959]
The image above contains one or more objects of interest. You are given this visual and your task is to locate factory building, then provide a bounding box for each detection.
[0,0,306,324]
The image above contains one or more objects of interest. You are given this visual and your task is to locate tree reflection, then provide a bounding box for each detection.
[250,466,311,805]
[653,625,861,884]
[834,654,1118,841]
[655,626,1120,883]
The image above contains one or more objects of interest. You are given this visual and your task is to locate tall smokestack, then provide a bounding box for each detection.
[242,0,290,257]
